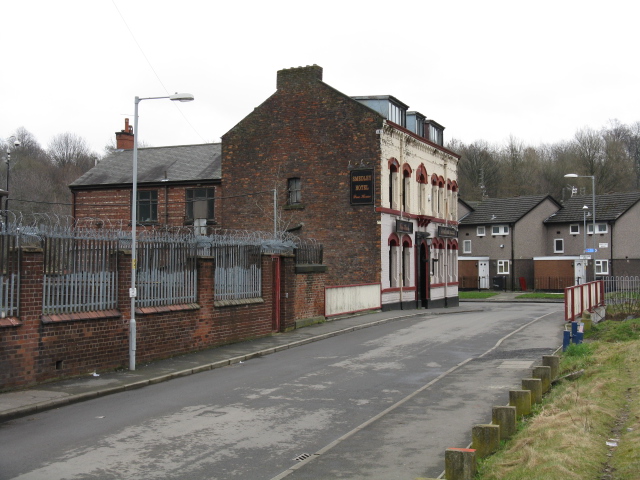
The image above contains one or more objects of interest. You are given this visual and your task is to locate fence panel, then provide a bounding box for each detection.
[0,232,20,318]
[42,236,118,315]
[564,280,604,322]
[135,238,198,308]
[213,245,262,302]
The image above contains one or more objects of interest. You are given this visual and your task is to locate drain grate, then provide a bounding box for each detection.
[293,453,311,462]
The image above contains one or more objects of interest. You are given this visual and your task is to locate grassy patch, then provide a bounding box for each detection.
[515,292,565,300]
[458,291,500,299]
[476,320,640,480]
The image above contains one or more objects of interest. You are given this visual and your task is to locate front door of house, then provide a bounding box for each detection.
[574,260,586,285]
[478,261,489,289]
[418,243,429,307]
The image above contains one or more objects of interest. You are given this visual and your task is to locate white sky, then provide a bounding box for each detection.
[2,0,639,156]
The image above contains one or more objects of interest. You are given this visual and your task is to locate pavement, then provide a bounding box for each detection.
[0,291,562,424]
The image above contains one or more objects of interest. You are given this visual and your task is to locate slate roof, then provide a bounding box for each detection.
[459,195,559,225]
[70,143,221,188]
[544,192,640,224]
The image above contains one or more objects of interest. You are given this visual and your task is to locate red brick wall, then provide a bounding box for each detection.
[72,184,223,229]
[0,248,323,390]
[222,65,384,287]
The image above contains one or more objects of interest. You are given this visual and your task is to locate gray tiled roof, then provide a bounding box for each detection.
[459,195,558,225]
[544,192,640,223]
[70,144,221,187]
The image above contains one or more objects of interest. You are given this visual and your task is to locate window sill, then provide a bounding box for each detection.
[214,297,264,308]
[0,317,22,328]
[137,303,200,315]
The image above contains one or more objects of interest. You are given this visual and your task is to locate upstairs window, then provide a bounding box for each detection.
[587,223,607,234]
[137,190,158,223]
[186,188,215,222]
[570,224,580,235]
[288,177,301,205]
[462,240,471,254]
[388,102,406,127]
[477,226,486,236]
[492,225,509,236]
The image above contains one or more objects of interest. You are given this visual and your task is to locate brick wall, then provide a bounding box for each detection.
[0,247,323,390]
[222,65,384,287]
[72,183,223,229]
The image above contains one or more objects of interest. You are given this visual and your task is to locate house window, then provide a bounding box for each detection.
[388,102,406,127]
[477,226,486,237]
[497,260,510,274]
[554,239,564,253]
[137,190,158,223]
[463,240,471,254]
[587,223,608,234]
[570,224,580,235]
[492,225,509,235]
[595,260,609,275]
[186,188,215,222]
[288,178,301,204]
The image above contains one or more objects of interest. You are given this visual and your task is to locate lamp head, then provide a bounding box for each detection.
[583,205,589,210]
[169,93,194,102]
[564,173,578,178]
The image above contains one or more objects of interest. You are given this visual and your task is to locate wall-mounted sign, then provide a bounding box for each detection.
[438,225,458,238]
[396,219,413,234]
[350,169,374,205]
[599,243,608,249]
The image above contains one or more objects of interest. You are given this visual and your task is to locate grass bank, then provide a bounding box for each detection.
[476,319,640,480]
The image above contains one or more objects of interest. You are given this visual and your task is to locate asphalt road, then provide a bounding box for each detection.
[0,302,564,480]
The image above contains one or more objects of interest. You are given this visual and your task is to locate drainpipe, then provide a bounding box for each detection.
[510,222,515,291]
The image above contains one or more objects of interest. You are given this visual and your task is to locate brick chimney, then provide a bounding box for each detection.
[276,64,323,90]
[115,118,134,150]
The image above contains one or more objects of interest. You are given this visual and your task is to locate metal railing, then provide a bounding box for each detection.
[42,235,119,315]
[213,244,262,302]
[135,235,198,308]
[0,231,20,318]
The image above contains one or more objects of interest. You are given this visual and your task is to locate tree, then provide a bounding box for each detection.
[47,133,97,169]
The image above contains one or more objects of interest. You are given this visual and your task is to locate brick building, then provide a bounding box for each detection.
[70,119,222,231]
[222,65,461,310]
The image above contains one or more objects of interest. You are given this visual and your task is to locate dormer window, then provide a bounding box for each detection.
[426,120,445,146]
[388,102,406,127]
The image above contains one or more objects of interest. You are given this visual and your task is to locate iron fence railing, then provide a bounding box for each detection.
[42,236,119,315]
[0,232,20,318]
[135,236,198,308]
[213,245,262,302]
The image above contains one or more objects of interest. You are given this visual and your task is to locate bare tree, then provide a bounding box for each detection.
[47,132,98,169]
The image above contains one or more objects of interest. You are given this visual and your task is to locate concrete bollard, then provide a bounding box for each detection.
[445,448,476,480]
[471,424,500,458]
[542,355,560,380]
[492,405,516,440]
[532,365,552,393]
[522,378,542,404]
[509,389,531,418]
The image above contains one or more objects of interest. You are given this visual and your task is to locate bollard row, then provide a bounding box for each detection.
[440,354,560,480]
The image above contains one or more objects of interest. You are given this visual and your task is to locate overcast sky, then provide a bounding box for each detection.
[2,0,639,156]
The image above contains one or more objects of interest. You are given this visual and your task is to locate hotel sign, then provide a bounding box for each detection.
[350,169,374,205]
[438,225,458,238]
[396,219,413,234]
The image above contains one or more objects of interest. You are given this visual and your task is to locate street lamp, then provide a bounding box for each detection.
[565,174,596,280]
[130,93,194,371]
[3,136,21,211]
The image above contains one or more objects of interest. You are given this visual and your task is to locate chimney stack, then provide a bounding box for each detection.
[115,118,134,150]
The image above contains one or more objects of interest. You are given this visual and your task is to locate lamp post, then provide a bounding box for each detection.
[565,174,596,280]
[582,205,589,254]
[3,136,21,211]
[130,93,194,371]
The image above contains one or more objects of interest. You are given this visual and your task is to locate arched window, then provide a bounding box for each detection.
[416,165,428,215]
[402,164,412,212]
[388,233,400,287]
[388,158,400,210]
[402,235,413,287]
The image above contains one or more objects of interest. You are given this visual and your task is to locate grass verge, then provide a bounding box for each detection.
[476,319,640,480]
[458,291,501,299]
[515,292,565,300]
